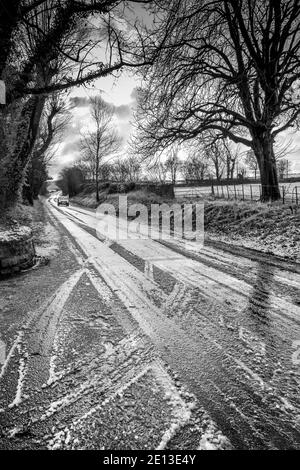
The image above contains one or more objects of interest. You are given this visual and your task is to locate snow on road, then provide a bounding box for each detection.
[1,198,300,450]
[0,200,232,450]
[44,200,300,449]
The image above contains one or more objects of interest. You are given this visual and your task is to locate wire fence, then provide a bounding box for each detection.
[174,183,300,205]
[213,183,300,204]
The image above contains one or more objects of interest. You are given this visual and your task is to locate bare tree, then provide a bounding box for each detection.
[109,156,140,183]
[99,162,113,181]
[72,158,92,181]
[0,0,154,209]
[182,150,209,182]
[245,149,259,180]
[36,93,70,162]
[77,153,97,182]
[206,141,226,181]
[277,159,290,180]
[57,165,85,197]
[223,141,241,180]
[134,0,300,201]
[123,156,141,182]
[110,158,129,182]
[165,145,181,184]
[237,165,247,180]
[80,97,121,202]
[144,161,168,183]
[1,1,154,101]
[23,91,70,204]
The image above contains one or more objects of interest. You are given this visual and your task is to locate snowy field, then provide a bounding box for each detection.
[175,182,300,203]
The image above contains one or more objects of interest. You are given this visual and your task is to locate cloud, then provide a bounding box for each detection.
[61,140,81,155]
[69,96,90,108]
[114,104,132,119]
[69,95,134,122]
[69,95,131,119]
[49,85,139,178]
[130,87,140,102]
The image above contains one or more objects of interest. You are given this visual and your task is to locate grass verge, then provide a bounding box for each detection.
[72,188,300,263]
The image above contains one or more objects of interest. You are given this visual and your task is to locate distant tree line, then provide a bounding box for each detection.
[58,136,293,201]
[57,155,143,199]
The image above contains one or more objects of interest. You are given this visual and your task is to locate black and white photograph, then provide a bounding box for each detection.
[0,0,300,455]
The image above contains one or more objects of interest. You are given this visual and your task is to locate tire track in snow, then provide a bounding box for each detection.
[53,205,300,386]
[55,203,300,326]
[48,202,300,449]
[0,269,85,411]
[46,206,273,447]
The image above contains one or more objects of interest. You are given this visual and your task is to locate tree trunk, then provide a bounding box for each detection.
[96,177,99,202]
[252,132,281,202]
[226,159,230,179]
[0,0,19,150]
[96,164,100,203]
[0,95,46,209]
[230,161,235,179]
[0,1,20,78]
[214,161,220,181]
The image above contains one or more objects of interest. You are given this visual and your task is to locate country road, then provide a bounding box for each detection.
[1,199,300,450]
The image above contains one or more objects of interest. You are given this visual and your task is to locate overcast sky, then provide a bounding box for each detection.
[49,2,300,180]
[48,1,151,178]
[49,70,139,178]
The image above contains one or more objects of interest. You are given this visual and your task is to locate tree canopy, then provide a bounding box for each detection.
[134,0,300,200]
[0,0,153,209]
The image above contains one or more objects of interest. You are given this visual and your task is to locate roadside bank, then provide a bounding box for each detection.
[70,187,300,264]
